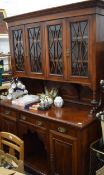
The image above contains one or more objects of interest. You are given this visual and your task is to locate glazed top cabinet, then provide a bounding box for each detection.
[7,14,90,82]
[4,0,104,100]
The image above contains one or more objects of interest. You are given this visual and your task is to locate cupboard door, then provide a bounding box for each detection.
[67,16,92,84]
[50,130,78,175]
[25,23,45,78]
[45,20,67,81]
[9,25,27,77]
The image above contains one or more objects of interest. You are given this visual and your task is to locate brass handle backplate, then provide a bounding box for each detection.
[58,127,66,133]
[36,120,42,126]
[21,115,26,120]
[5,110,10,115]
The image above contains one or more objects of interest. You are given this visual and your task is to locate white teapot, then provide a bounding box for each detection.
[54,96,64,108]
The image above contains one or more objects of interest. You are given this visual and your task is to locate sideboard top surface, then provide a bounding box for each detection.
[0,100,96,129]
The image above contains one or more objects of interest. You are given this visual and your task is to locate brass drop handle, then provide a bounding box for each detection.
[58,127,66,133]
[21,115,26,120]
[5,110,10,115]
[36,120,42,126]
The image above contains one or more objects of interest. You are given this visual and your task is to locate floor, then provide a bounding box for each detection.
[25,172,33,175]
[25,173,39,175]
[25,170,40,175]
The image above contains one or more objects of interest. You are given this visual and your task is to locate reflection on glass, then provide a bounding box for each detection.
[48,24,63,75]
[70,20,88,76]
[28,26,42,73]
[13,29,24,71]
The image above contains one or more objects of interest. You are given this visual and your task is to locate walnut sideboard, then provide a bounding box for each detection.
[0,100,101,175]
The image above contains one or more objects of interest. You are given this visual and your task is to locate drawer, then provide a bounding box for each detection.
[50,122,78,137]
[0,106,17,119]
[19,113,48,128]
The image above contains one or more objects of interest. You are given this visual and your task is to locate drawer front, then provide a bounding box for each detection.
[0,106,17,119]
[50,122,78,137]
[19,113,48,128]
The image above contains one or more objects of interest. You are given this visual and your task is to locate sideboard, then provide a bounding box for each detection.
[0,100,101,175]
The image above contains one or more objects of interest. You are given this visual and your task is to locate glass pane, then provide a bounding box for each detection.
[48,24,63,75]
[70,20,88,76]
[13,29,24,71]
[28,26,42,73]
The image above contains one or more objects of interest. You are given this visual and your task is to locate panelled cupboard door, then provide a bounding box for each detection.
[50,130,78,175]
[25,23,45,79]
[9,25,27,77]
[45,20,67,81]
[66,16,92,84]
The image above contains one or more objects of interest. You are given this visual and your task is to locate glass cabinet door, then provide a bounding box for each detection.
[10,25,26,76]
[67,16,91,84]
[71,20,88,76]
[25,23,45,78]
[45,20,66,80]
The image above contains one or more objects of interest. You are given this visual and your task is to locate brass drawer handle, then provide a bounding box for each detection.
[58,127,66,133]
[21,115,26,120]
[36,121,42,126]
[5,110,11,115]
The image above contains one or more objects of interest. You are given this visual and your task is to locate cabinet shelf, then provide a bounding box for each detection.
[71,60,88,63]
[1,73,11,76]
[72,36,88,41]
[25,153,48,175]
[0,54,12,92]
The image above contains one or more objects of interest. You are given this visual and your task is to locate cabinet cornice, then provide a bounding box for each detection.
[4,0,104,23]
